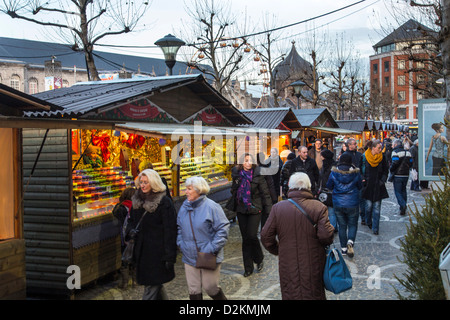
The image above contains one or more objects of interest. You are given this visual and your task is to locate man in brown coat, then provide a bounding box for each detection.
[261,172,335,300]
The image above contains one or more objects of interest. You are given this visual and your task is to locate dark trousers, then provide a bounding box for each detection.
[142,285,168,300]
[237,212,264,273]
[393,176,409,211]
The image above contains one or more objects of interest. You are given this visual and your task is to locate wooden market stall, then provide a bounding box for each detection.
[17,74,252,297]
[0,83,62,299]
[291,108,362,153]
[239,107,302,153]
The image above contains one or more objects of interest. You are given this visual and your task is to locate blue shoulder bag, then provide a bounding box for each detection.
[288,198,352,294]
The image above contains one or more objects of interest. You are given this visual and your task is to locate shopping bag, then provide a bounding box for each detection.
[410,169,418,181]
[323,247,353,294]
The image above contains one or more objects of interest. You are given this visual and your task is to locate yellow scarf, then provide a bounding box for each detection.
[365,149,383,167]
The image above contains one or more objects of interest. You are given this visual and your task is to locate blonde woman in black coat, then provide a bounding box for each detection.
[127,169,177,300]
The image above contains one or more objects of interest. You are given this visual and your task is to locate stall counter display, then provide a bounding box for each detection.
[72,167,135,221]
[179,157,230,195]
[151,157,230,196]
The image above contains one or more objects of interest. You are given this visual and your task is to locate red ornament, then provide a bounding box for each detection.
[92,132,111,163]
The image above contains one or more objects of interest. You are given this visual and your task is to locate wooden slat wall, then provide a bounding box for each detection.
[0,239,26,299]
[22,129,71,296]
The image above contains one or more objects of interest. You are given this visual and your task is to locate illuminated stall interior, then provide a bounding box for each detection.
[239,107,302,154]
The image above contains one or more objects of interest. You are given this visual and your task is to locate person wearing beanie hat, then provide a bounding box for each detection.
[338,153,353,166]
[280,152,297,198]
[326,151,362,257]
[320,149,334,160]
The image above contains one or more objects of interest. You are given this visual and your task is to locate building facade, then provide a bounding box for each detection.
[369,19,439,126]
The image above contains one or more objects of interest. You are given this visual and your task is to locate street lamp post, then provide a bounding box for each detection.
[155,34,185,75]
[289,80,306,109]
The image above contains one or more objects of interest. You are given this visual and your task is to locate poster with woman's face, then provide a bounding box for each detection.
[418,98,448,181]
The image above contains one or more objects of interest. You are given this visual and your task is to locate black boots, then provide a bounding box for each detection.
[210,288,227,300]
[189,293,203,300]
[189,288,227,300]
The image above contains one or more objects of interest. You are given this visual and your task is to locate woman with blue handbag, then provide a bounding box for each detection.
[261,172,334,300]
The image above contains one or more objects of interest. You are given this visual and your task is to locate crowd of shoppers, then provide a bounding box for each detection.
[112,132,422,300]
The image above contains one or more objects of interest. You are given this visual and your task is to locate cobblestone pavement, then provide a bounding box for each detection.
[75,181,432,301]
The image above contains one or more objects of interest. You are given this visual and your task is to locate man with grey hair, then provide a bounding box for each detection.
[288,146,320,195]
[390,139,413,215]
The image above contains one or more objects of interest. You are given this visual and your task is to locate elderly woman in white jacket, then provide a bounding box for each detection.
[177,176,230,300]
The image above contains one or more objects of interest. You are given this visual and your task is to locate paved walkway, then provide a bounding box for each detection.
[75,181,432,300]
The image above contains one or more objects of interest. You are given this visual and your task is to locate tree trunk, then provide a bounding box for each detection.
[441,0,450,159]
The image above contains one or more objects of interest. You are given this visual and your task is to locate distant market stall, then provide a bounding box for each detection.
[292,108,360,151]
[239,107,301,152]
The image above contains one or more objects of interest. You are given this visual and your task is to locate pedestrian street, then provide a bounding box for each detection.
[75,180,431,301]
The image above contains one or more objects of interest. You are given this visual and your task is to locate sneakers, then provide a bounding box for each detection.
[347,240,354,258]
[341,248,347,256]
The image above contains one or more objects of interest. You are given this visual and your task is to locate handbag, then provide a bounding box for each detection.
[188,211,217,270]
[121,211,148,264]
[323,246,353,294]
[410,168,418,181]
[318,188,333,207]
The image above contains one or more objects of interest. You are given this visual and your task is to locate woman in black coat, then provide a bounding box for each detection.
[228,153,273,277]
[361,140,389,235]
[127,169,178,300]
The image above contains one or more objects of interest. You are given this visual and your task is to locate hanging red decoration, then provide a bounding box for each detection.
[122,133,146,150]
[91,132,111,163]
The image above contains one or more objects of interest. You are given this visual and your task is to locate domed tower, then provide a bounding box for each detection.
[273,41,317,104]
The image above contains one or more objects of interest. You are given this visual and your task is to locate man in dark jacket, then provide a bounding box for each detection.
[288,146,320,195]
[342,138,362,169]
[390,139,413,215]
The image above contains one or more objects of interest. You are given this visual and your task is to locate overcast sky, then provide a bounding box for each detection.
[0,0,404,95]
[0,0,393,56]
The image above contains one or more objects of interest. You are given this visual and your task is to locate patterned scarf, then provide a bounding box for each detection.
[365,149,383,167]
[237,169,253,209]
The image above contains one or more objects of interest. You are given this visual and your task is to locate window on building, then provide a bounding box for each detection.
[398,75,406,86]
[398,60,406,70]
[29,78,38,94]
[417,91,424,100]
[384,76,390,87]
[10,75,20,90]
[397,107,407,119]
[417,74,426,84]
[384,61,389,72]
[416,61,424,69]
[373,63,378,75]
[398,91,406,101]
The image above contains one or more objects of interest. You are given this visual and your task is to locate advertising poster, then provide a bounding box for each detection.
[418,98,448,181]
